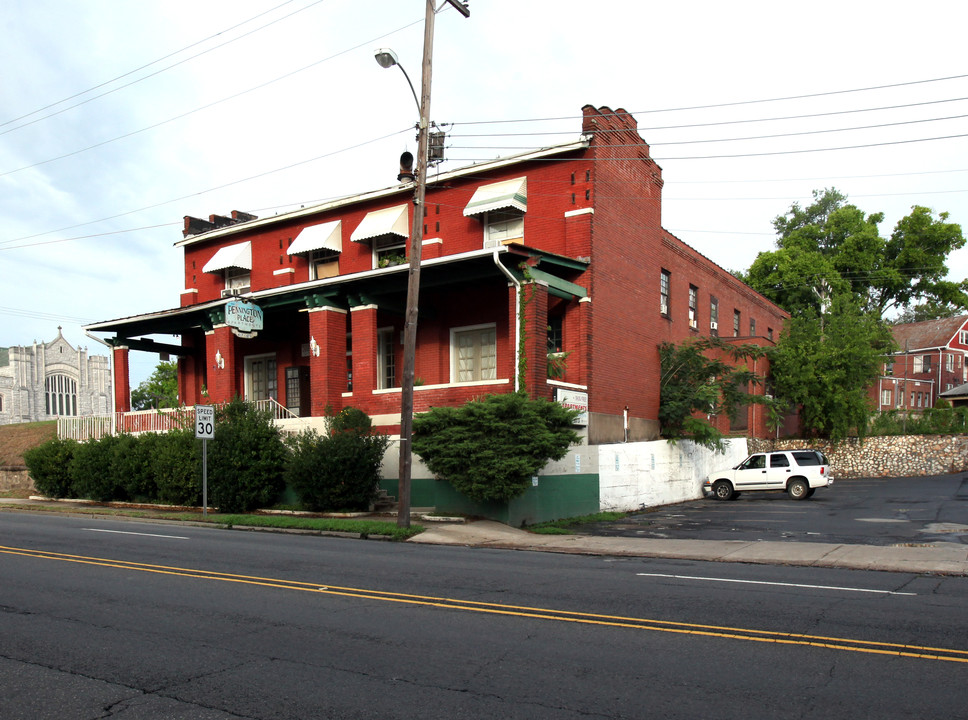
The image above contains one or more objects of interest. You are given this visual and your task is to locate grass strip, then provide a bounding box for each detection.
[528,511,628,535]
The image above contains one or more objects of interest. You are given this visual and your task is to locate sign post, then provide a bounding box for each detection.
[195,405,215,515]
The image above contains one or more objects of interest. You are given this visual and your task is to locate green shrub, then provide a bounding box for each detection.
[208,398,287,513]
[112,433,158,501]
[412,392,581,503]
[286,407,390,512]
[72,435,123,502]
[23,437,79,499]
[152,427,201,506]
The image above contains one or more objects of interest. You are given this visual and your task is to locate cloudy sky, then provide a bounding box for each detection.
[2,0,967,387]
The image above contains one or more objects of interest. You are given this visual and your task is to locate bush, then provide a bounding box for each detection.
[286,407,390,512]
[23,437,79,499]
[71,434,123,502]
[112,433,158,501]
[412,392,581,503]
[152,427,201,506]
[208,398,287,513]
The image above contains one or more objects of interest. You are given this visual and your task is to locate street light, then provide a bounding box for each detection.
[375,2,468,529]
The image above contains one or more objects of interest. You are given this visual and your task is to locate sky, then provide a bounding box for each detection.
[2,0,967,388]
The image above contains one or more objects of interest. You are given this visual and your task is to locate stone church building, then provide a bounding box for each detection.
[0,328,112,425]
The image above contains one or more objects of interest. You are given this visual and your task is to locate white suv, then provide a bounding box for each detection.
[703,450,833,501]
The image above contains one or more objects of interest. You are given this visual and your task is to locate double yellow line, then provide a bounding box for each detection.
[3,543,966,664]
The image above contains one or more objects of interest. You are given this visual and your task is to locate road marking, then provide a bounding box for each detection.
[0,544,958,663]
[637,572,916,596]
[84,528,189,540]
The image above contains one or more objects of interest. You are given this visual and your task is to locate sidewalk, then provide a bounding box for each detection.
[3,498,967,575]
[410,519,968,576]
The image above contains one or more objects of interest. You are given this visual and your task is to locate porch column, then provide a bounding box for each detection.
[577,296,591,387]
[349,304,378,398]
[521,280,551,400]
[113,345,131,413]
[308,306,348,416]
[205,326,239,403]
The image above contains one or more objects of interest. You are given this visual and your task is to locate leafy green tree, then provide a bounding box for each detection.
[658,337,768,450]
[769,294,895,441]
[412,393,581,503]
[131,360,179,410]
[285,407,390,512]
[890,301,964,324]
[743,189,967,317]
[208,398,287,513]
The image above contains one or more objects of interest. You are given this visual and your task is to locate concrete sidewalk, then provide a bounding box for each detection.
[409,519,968,575]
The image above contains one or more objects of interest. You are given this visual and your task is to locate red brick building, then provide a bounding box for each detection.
[874,315,968,411]
[87,105,788,443]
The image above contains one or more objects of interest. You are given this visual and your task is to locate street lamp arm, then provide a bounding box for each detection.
[395,63,421,116]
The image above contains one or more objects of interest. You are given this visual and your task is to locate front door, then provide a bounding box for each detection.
[245,355,278,402]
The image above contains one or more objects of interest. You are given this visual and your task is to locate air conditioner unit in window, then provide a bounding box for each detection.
[222,287,249,298]
[689,319,698,329]
[710,321,718,330]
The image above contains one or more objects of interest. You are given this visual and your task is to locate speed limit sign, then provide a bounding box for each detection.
[195,405,215,439]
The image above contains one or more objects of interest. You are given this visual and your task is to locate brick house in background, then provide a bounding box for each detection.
[874,315,968,411]
[86,105,788,446]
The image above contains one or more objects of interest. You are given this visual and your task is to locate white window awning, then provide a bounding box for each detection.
[287,220,342,255]
[202,241,251,273]
[350,204,410,243]
[463,176,527,217]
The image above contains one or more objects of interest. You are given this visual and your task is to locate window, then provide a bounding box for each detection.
[374,236,407,268]
[309,250,339,280]
[733,310,741,337]
[377,328,396,389]
[547,316,563,354]
[881,389,892,406]
[225,267,250,293]
[485,210,524,247]
[910,391,915,406]
[885,361,894,376]
[688,286,698,329]
[961,330,968,345]
[770,453,790,468]
[709,297,719,336]
[245,355,277,402]
[946,353,954,372]
[913,356,924,373]
[660,270,670,316]
[767,327,774,341]
[452,325,497,382]
[923,355,933,372]
[346,334,353,392]
[45,374,77,416]
[749,317,756,336]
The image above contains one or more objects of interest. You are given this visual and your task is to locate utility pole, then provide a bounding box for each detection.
[397,0,469,528]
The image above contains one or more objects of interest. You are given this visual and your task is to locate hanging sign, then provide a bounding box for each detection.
[225,300,264,337]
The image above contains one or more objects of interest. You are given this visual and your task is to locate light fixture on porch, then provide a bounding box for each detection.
[309,336,320,357]
[215,350,225,370]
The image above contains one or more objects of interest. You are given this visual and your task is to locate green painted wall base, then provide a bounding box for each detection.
[380,474,600,527]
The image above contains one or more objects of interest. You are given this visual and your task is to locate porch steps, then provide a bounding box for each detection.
[370,488,397,512]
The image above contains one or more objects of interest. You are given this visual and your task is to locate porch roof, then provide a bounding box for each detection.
[85,246,589,345]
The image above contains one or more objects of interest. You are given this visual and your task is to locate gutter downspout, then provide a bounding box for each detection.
[493,250,521,393]
[85,332,115,436]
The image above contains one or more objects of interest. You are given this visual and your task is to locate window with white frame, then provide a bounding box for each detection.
[452,325,497,383]
[961,330,968,345]
[377,328,396,390]
[733,310,741,337]
[225,267,250,293]
[245,354,277,402]
[688,286,698,329]
[374,237,407,269]
[913,355,924,373]
[485,210,524,248]
[946,353,954,372]
[309,250,339,280]
[880,389,892,406]
[749,317,756,337]
[660,270,670,316]
[709,297,719,336]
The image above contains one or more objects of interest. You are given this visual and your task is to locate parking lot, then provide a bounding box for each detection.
[580,474,968,546]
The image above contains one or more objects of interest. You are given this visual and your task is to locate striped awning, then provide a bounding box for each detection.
[202,242,251,273]
[287,220,342,255]
[463,176,527,216]
[350,204,409,243]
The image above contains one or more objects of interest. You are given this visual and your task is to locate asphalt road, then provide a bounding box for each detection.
[579,473,968,546]
[2,510,967,719]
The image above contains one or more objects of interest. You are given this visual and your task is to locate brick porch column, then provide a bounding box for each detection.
[521,280,551,400]
[112,345,131,412]
[308,306,348,417]
[349,304,378,399]
[205,326,239,403]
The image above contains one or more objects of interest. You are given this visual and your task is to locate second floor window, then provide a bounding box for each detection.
[710,297,719,336]
[660,270,670,316]
[688,286,698,329]
[733,310,741,337]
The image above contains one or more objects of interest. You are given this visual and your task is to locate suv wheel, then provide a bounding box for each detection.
[713,480,734,501]
[787,478,809,500]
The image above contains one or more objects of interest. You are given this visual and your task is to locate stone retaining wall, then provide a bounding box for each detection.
[748,435,968,479]
[0,467,33,494]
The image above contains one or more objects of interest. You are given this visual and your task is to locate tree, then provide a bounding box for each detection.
[658,337,769,451]
[411,393,581,503]
[743,189,967,318]
[131,360,179,410]
[769,294,895,442]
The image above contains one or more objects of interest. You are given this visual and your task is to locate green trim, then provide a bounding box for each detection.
[509,266,588,300]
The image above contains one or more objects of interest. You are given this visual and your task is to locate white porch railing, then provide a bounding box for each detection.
[57,398,310,442]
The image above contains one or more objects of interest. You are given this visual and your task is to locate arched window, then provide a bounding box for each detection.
[45,374,78,417]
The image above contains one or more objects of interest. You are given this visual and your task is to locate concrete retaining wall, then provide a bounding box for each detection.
[749,435,968,479]
[0,467,33,494]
